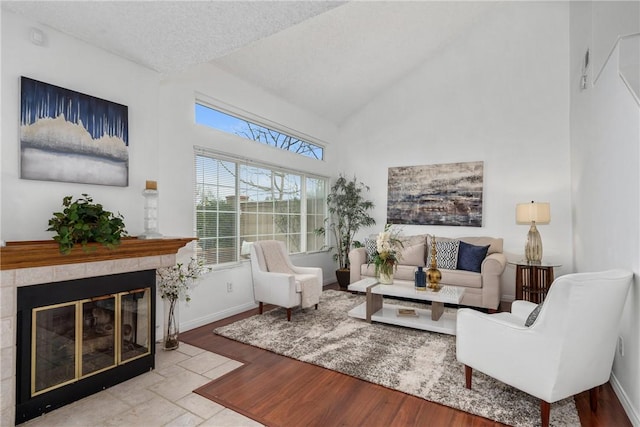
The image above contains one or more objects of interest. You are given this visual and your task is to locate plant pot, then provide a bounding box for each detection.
[335,269,351,289]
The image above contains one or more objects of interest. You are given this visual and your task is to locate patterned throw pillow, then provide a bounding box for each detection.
[363,238,377,260]
[525,303,543,327]
[434,240,459,270]
[456,241,490,273]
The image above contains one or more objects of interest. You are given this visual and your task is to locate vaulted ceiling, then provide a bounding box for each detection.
[3,1,496,125]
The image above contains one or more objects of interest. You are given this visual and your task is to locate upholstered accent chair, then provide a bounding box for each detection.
[456,269,633,427]
[250,240,323,321]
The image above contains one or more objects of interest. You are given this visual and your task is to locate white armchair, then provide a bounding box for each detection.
[456,269,633,427]
[250,240,323,321]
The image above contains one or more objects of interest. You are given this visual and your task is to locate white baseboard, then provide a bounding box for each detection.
[610,372,640,426]
[181,302,258,332]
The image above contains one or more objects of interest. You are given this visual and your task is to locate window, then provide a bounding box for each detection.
[195,148,327,265]
[195,103,324,160]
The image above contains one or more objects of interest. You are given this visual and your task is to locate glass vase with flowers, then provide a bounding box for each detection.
[156,258,208,350]
[370,224,404,285]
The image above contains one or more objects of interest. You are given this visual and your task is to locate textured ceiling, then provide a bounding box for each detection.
[3,1,495,126]
[2,1,345,73]
[213,1,495,124]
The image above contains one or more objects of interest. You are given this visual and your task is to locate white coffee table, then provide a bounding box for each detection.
[347,277,465,335]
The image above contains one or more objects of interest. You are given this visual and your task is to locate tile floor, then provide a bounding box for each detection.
[22,342,263,427]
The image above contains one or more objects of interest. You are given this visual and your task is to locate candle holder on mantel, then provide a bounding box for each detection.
[139,180,163,239]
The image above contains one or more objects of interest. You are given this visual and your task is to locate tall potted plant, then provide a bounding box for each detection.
[318,175,376,288]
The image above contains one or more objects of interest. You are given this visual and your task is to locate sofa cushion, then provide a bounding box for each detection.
[441,269,483,288]
[457,241,490,273]
[393,265,419,281]
[399,243,425,267]
[435,240,459,269]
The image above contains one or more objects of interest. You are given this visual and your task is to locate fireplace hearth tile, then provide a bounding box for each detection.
[178,351,232,375]
[12,342,254,427]
[156,349,191,370]
[174,342,206,357]
[1,269,15,287]
[138,255,166,270]
[86,260,117,277]
[109,370,165,394]
[202,408,264,427]
[1,403,14,427]
[1,286,15,317]
[148,367,211,402]
[114,257,140,273]
[104,395,188,427]
[165,411,205,427]
[1,347,14,379]
[175,393,225,420]
[73,391,131,422]
[204,359,244,380]
[15,266,52,287]
[107,385,157,408]
[52,263,86,281]
[1,318,13,348]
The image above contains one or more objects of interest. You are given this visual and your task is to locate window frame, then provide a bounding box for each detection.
[195,94,326,161]
[194,147,328,267]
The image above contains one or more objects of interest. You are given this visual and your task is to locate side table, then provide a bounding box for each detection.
[509,261,561,304]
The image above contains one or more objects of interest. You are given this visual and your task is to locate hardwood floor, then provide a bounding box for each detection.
[180,287,631,427]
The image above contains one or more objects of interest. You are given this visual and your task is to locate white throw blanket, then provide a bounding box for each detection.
[260,241,321,308]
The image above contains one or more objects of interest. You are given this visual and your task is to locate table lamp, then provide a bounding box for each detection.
[516,201,550,263]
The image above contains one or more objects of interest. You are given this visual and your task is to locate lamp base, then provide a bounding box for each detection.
[524,223,543,263]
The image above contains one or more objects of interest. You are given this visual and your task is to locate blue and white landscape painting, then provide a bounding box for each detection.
[20,77,129,186]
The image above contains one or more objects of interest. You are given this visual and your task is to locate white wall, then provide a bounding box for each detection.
[0,11,338,336]
[1,12,160,241]
[570,1,640,424]
[338,2,572,301]
[157,63,338,330]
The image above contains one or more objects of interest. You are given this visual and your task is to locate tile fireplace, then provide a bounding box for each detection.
[16,270,155,423]
[0,238,193,426]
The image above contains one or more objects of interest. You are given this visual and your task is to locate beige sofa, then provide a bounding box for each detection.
[348,235,507,310]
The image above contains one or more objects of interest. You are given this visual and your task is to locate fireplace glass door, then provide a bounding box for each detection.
[82,296,116,377]
[31,288,151,397]
[32,302,78,395]
[120,288,151,362]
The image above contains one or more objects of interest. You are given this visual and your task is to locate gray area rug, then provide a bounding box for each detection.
[214,290,580,427]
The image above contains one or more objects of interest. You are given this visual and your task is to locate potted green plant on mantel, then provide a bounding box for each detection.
[317,175,376,288]
[47,194,128,254]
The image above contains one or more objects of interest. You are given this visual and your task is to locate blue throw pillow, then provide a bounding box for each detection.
[457,241,490,273]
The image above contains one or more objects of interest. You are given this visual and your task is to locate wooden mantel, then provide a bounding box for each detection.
[0,237,196,270]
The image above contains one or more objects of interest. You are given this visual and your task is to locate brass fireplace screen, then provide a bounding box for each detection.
[31,288,151,396]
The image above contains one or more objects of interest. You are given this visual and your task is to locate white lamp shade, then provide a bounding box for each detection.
[516,202,550,224]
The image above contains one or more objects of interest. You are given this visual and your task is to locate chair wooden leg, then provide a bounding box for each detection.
[464,365,472,389]
[590,386,599,412]
[315,304,318,310]
[287,308,292,321]
[259,302,264,314]
[541,400,551,427]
